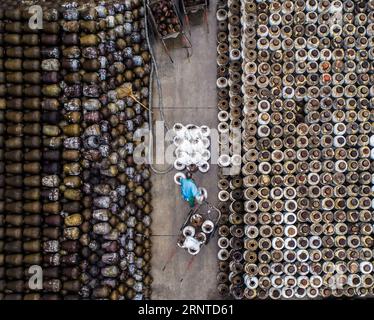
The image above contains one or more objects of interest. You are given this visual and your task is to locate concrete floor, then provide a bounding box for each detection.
[150,2,221,300]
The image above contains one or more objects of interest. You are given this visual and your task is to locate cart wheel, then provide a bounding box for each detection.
[174,172,186,185]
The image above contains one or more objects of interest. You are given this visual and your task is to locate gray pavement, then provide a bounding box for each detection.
[149,2,221,300]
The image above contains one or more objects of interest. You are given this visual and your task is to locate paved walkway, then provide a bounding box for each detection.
[150,2,220,300]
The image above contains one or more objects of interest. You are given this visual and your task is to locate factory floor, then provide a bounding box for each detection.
[150,2,221,300]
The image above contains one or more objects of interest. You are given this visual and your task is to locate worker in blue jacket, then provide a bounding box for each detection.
[179,172,201,207]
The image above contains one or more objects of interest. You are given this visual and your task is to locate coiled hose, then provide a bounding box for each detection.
[144,0,174,174]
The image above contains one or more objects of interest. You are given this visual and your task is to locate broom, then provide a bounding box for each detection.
[116,83,151,111]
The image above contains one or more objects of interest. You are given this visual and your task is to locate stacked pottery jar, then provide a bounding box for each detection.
[76,0,152,300]
[236,0,374,300]
[227,0,245,300]
[79,2,111,300]
[0,4,4,299]
[2,4,26,300]
[58,2,83,300]
[40,5,64,300]
[0,0,153,300]
[216,0,231,298]
[22,5,44,300]
[240,0,261,300]
[216,0,245,299]
[77,2,101,301]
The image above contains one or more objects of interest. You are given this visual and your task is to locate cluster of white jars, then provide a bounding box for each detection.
[173,123,211,173]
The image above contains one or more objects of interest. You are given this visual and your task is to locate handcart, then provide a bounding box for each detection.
[147,0,193,63]
[180,0,209,35]
[177,200,221,255]
[161,173,218,278]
